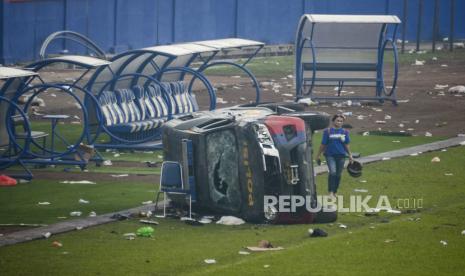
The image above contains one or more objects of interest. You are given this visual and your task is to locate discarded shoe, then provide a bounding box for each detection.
[308,228,328,237]
[0,175,17,186]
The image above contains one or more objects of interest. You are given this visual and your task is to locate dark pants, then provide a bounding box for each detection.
[326,155,346,193]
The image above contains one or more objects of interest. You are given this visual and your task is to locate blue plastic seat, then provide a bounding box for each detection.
[154,161,193,218]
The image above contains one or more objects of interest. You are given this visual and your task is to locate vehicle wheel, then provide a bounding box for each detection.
[285,111,330,131]
[314,206,338,223]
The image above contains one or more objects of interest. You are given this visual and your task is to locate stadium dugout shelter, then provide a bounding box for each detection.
[295,14,401,104]
[85,38,264,151]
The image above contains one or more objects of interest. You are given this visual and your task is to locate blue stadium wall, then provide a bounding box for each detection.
[1,0,464,64]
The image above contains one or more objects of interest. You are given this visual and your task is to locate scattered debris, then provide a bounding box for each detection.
[238,251,251,255]
[124,233,136,240]
[38,202,51,205]
[434,84,448,90]
[384,115,392,120]
[139,219,159,225]
[297,98,316,106]
[216,216,245,225]
[440,240,448,246]
[375,120,386,124]
[247,240,284,252]
[308,228,328,237]
[354,189,368,193]
[52,241,63,248]
[431,157,441,163]
[461,230,465,235]
[89,211,97,217]
[448,85,465,94]
[111,174,129,178]
[199,217,213,224]
[384,239,396,243]
[60,180,96,185]
[145,161,160,167]
[216,97,228,104]
[136,226,154,237]
[382,157,391,161]
[69,211,82,217]
[339,224,348,229]
[386,209,401,214]
[362,131,370,136]
[141,200,153,205]
[425,132,433,137]
[43,232,52,239]
[413,59,425,66]
[0,175,17,186]
[111,213,131,221]
[79,199,90,204]
[204,259,217,264]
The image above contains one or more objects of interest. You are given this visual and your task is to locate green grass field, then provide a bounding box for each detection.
[1,143,464,275]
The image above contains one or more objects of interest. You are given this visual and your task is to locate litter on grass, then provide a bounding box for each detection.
[308,228,328,237]
[141,200,153,205]
[52,241,63,248]
[216,216,245,225]
[239,251,251,255]
[102,160,113,166]
[354,189,368,193]
[89,211,97,217]
[124,233,136,240]
[139,219,159,225]
[136,226,154,237]
[386,209,402,214]
[43,232,51,239]
[60,180,96,185]
[440,240,448,246]
[38,202,51,205]
[204,259,217,264]
[111,174,129,178]
[79,199,90,204]
[339,224,348,229]
[431,157,441,163]
[70,211,82,217]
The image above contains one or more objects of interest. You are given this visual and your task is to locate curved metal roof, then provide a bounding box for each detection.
[303,14,401,24]
[0,67,38,80]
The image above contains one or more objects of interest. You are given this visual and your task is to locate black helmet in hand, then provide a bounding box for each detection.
[347,160,362,178]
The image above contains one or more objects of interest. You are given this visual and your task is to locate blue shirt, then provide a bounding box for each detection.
[321,127,350,156]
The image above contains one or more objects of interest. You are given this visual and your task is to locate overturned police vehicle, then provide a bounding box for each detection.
[161,102,337,223]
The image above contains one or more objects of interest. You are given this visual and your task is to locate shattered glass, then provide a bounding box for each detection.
[206,130,241,211]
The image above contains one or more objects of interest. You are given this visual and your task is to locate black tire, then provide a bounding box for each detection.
[285,111,330,131]
[314,208,338,223]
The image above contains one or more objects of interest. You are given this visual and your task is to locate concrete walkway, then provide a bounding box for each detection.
[1,136,464,247]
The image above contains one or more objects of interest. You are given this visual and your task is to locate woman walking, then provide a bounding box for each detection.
[315,114,353,199]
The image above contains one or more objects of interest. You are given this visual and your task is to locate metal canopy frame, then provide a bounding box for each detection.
[83,38,263,152]
[0,67,38,178]
[0,56,110,179]
[295,14,401,104]
[87,38,264,104]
